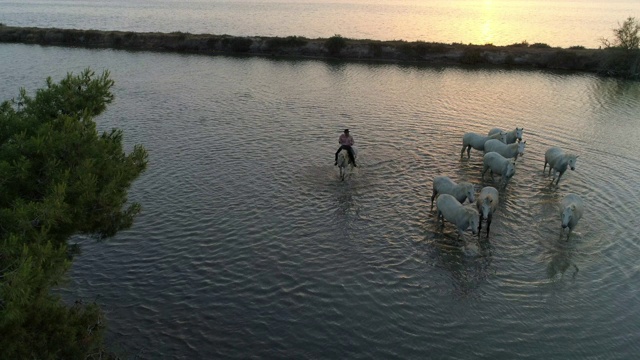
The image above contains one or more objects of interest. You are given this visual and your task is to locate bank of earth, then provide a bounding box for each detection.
[0,25,637,78]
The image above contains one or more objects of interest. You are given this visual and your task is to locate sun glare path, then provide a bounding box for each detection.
[479,0,495,45]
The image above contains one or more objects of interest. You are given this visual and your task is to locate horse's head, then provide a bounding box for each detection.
[479,197,493,219]
[515,127,524,141]
[462,183,475,203]
[505,160,516,179]
[561,204,575,229]
[499,131,508,143]
[568,155,578,171]
[468,209,480,235]
[517,140,526,156]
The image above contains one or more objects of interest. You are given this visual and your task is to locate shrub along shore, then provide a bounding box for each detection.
[1,25,639,78]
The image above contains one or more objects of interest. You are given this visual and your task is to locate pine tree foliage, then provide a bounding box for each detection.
[0,69,148,359]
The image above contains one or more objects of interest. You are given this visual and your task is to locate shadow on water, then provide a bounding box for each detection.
[543,233,580,281]
[440,240,492,298]
[531,191,582,281]
[421,218,494,298]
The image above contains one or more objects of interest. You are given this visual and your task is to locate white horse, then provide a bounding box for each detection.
[460,131,507,159]
[476,186,499,237]
[544,147,578,185]
[436,194,480,240]
[482,152,516,188]
[337,146,358,181]
[430,176,476,210]
[488,127,523,144]
[483,139,526,160]
[560,193,584,237]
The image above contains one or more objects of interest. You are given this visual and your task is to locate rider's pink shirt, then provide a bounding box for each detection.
[339,134,354,146]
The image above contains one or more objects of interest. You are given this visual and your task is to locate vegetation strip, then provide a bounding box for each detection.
[0,23,638,79]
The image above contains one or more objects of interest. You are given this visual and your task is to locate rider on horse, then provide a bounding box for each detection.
[335,129,357,167]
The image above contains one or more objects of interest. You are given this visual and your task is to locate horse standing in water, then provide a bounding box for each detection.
[560,193,584,238]
[460,131,507,159]
[476,186,499,237]
[488,127,524,144]
[430,176,476,210]
[337,147,357,181]
[435,194,480,240]
[544,146,578,185]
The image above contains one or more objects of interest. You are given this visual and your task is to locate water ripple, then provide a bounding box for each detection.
[3,45,638,359]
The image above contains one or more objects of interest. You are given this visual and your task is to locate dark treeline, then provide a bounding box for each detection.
[1,25,639,79]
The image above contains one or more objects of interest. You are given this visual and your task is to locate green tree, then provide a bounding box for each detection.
[599,17,640,78]
[0,69,148,359]
[601,17,640,51]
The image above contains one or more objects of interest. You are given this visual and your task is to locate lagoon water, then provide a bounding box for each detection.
[2,43,640,359]
[1,0,640,48]
[2,1,640,359]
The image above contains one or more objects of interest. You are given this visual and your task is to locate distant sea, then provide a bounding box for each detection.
[3,1,640,359]
[1,0,639,48]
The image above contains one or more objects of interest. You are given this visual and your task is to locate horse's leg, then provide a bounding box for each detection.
[481,165,488,179]
[466,146,471,159]
[461,144,467,158]
[555,170,563,185]
[543,161,547,174]
[478,214,483,237]
[430,190,437,210]
[346,147,356,167]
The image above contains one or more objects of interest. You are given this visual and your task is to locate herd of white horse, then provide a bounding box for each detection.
[442,126,581,240]
[336,126,583,241]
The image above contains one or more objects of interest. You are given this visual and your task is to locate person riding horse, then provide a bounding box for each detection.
[335,129,357,167]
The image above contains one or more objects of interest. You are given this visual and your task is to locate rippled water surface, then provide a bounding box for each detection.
[1,44,640,359]
[2,0,640,47]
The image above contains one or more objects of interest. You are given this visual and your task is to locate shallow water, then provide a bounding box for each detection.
[1,43,640,359]
[1,0,640,48]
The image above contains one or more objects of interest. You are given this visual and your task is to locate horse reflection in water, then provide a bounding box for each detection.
[335,184,357,217]
[546,242,579,280]
[427,231,493,299]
